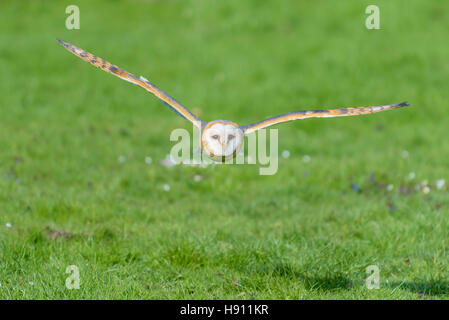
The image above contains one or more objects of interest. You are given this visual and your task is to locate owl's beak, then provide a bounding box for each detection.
[218,138,226,148]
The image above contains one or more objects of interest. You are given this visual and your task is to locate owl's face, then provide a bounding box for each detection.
[201,121,244,162]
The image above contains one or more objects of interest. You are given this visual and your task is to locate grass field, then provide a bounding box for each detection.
[1,0,449,299]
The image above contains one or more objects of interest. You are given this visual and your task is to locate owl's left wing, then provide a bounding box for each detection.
[242,102,409,134]
[56,39,203,128]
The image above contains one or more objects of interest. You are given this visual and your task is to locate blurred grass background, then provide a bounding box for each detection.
[0,0,448,299]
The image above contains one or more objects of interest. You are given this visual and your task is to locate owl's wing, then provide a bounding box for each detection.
[56,39,203,128]
[242,102,409,134]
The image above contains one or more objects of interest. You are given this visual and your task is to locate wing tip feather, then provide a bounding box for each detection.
[395,101,410,108]
[55,38,68,47]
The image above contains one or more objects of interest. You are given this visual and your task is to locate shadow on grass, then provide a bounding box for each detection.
[387,280,449,297]
[252,261,354,291]
[299,274,354,291]
[247,261,449,296]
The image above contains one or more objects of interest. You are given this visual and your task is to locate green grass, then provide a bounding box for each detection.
[1,0,449,299]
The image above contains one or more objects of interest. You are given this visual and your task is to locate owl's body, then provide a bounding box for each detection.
[56,39,409,162]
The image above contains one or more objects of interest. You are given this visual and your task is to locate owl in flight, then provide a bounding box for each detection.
[57,39,408,162]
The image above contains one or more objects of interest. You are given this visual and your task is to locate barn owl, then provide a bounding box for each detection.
[56,39,408,162]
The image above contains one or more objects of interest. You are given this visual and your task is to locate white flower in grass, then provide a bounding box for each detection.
[163,184,170,192]
[29,281,34,286]
[302,155,311,163]
[281,150,290,159]
[118,155,126,163]
[200,162,210,168]
[408,172,416,180]
[6,222,12,228]
[387,184,394,192]
[145,156,152,164]
[423,186,430,194]
[436,179,445,190]
[402,150,409,158]
[193,175,202,182]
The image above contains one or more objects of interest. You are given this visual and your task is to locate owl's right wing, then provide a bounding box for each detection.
[56,39,203,128]
[242,102,409,134]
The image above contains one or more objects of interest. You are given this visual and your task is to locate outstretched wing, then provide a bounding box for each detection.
[56,39,202,128]
[242,102,409,134]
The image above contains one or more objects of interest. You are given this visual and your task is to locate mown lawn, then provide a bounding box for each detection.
[0,0,448,299]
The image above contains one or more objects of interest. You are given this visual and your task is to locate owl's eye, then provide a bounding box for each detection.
[212,135,219,140]
[228,134,235,140]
